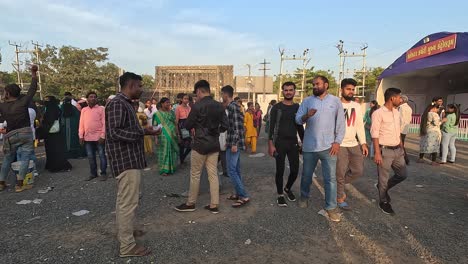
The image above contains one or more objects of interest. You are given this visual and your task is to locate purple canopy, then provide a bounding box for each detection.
[379,32,468,79]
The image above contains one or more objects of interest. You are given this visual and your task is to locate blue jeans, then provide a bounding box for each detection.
[441,131,457,162]
[301,149,337,210]
[226,147,249,198]
[85,141,107,177]
[0,129,34,181]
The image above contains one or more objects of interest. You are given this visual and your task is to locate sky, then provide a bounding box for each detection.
[0,0,467,79]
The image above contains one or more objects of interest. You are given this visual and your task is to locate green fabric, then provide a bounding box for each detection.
[60,105,84,159]
[442,113,458,134]
[153,111,179,174]
[363,109,372,143]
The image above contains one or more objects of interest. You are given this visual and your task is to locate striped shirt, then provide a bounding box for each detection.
[105,93,146,177]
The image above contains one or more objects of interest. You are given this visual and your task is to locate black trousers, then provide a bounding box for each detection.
[275,139,299,195]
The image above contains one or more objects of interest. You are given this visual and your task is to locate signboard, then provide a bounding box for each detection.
[406,34,457,62]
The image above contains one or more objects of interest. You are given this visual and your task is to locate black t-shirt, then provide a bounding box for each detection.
[0,78,37,132]
[268,102,304,142]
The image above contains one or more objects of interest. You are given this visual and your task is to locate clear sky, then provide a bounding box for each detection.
[0,0,467,78]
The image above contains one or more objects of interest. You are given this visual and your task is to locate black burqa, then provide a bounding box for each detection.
[43,98,72,173]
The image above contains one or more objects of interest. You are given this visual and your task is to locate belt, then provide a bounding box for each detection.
[380,145,400,150]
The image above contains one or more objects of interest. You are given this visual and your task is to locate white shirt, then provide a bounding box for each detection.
[341,101,366,147]
[399,103,413,134]
[28,108,36,139]
[144,108,156,120]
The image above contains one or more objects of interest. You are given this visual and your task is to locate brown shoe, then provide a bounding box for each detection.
[326,208,342,222]
[119,245,151,258]
[99,175,108,181]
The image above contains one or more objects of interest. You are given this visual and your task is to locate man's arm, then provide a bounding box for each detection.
[26,65,39,101]
[100,107,106,139]
[268,105,277,141]
[184,105,197,130]
[230,104,241,146]
[334,100,346,144]
[78,108,85,140]
[106,102,144,142]
[295,101,307,125]
[220,108,228,133]
[356,106,367,145]
[371,110,383,165]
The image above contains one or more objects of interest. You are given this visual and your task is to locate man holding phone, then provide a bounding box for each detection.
[295,75,345,222]
[268,82,304,207]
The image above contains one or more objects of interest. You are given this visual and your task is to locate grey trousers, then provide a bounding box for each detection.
[336,145,364,202]
[377,147,407,203]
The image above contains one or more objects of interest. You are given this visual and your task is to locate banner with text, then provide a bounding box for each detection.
[406,34,457,62]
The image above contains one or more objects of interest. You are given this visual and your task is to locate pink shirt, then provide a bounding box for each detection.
[79,105,105,141]
[371,106,401,146]
[176,105,191,120]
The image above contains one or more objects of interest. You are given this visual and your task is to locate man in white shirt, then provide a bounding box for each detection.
[399,95,412,164]
[336,79,368,210]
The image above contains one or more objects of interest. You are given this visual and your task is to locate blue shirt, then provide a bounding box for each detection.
[295,94,345,152]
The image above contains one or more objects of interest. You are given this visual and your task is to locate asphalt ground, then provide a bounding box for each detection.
[0,133,467,264]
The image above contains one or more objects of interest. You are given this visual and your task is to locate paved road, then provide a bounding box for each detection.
[0,134,467,264]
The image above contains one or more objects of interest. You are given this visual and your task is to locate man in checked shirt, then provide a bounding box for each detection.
[105,72,160,258]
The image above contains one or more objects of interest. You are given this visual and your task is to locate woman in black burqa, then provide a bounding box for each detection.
[41,96,72,172]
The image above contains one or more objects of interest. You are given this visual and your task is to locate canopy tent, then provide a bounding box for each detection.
[376,32,468,114]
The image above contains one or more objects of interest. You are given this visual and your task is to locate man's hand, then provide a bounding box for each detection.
[98,138,105,144]
[30,65,38,76]
[307,108,317,118]
[362,144,369,157]
[329,142,340,156]
[374,153,383,166]
[268,145,276,157]
[231,145,238,153]
[144,127,160,135]
[79,138,85,145]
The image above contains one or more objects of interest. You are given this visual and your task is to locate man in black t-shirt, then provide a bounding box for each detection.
[268,82,304,207]
[0,65,38,192]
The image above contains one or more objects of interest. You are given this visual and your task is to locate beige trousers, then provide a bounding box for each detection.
[188,150,220,206]
[115,169,141,254]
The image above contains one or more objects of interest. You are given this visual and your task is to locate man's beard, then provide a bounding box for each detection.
[342,94,354,101]
[313,88,324,96]
[284,95,294,101]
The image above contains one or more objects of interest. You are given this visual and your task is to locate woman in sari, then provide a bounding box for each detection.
[153,98,179,176]
[61,97,84,159]
[134,104,153,155]
[418,104,442,165]
[40,96,72,173]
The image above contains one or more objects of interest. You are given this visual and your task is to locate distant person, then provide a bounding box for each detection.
[174,80,228,214]
[79,91,107,181]
[399,95,412,164]
[363,100,379,158]
[268,82,304,207]
[153,98,179,176]
[41,96,73,173]
[106,72,160,257]
[0,65,38,192]
[295,75,345,222]
[336,78,368,210]
[175,94,192,164]
[418,104,442,166]
[244,102,257,154]
[173,93,184,113]
[61,96,83,159]
[440,104,460,164]
[264,99,277,133]
[224,86,250,208]
[371,87,407,215]
[254,102,263,136]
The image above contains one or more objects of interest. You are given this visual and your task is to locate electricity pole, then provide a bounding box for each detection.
[259,59,270,102]
[9,41,23,88]
[245,64,252,102]
[31,41,44,99]
[278,47,309,102]
[336,40,368,98]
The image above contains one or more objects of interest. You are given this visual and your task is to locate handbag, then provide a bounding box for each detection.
[49,120,60,133]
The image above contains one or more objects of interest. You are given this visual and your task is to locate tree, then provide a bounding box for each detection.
[353,67,385,96]
[141,74,155,91]
[273,67,339,97]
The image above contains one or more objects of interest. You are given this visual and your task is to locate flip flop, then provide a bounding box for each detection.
[227,194,239,200]
[119,245,151,258]
[232,198,250,208]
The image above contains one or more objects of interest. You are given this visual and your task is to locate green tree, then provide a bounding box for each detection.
[141,74,155,91]
[273,67,338,97]
[353,66,385,96]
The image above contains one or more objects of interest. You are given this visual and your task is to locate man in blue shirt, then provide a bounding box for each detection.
[295,75,345,222]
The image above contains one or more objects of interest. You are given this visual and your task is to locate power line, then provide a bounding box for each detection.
[259,58,270,102]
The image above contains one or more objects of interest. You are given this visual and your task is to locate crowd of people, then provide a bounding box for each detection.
[0,67,462,258]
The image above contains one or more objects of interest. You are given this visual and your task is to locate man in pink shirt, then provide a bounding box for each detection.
[79,91,107,181]
[371,87,407,215]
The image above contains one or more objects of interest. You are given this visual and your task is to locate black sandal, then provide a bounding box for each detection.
[227,194,239,200]
[232,198,250,208]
